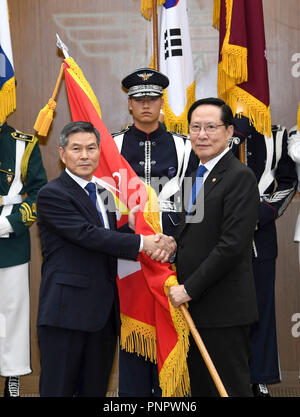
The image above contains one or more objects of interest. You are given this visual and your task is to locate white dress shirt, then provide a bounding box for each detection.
[65,169,143,251]
[200,146,230,182]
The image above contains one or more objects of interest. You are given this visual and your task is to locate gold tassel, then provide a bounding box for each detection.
[34,63,64,136]
[0,76,16,124]
[34,98,56,136]
[297,102,300,131]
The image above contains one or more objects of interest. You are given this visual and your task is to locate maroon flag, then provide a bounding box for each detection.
[214,0,271,137]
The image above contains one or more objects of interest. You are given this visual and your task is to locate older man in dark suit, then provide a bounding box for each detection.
[36,121,175,397]
[168,98,260,397]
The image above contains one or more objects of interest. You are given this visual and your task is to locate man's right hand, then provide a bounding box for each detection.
[142,233,176,263]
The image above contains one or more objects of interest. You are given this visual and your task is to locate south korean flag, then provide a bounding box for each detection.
[158,0,195,134]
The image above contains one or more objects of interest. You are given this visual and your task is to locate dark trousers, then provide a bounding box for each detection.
[187,325,253,397]
[37,309,117,397]
[250,259,280,383]
[118,348,162,397]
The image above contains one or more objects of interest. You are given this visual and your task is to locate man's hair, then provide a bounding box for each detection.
[59,121,100,149]
[187,97,234,127]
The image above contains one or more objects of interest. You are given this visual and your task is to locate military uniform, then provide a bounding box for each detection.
[113,123,198,236]
[288,126,300,266]
[0,122,47,384]
[232,116,297,389]
[116,67,198,397]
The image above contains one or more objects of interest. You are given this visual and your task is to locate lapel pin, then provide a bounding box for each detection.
[212,177,217,183]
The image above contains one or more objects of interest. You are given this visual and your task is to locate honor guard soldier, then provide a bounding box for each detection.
[0,120,47,396]
[287,125,300,267]
[232,116,297,397]
[113,68,198,397]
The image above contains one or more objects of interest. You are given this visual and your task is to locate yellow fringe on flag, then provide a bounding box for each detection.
[141,0,166,20]
[65,57,102,119]
[217,0,248,96]
[161,274,190,397]
[223,85,272,138]
[120,185,190,396]
[297,102,300,131]
[162,81,196,135]
[120,314,157,362]
[0,76,16,124]
[216,0,271,137]
[213,0,221,29]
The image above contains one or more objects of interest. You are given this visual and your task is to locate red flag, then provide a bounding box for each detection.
[63,57,190,396]
[214,0,271,137]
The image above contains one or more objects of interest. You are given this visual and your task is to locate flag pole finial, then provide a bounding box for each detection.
[56,33,70,59]
[33,34,67,136]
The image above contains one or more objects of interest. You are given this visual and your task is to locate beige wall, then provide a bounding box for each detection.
[1,0,299,394]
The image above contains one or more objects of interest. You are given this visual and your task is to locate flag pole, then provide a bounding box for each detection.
[152,0,159,70]
[179,305,229,397]
[239,143,246,164]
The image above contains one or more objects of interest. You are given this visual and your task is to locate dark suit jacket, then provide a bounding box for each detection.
[176,151,260,328]
[36,170,141,332]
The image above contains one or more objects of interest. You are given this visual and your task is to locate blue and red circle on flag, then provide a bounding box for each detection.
[164,0,180,9]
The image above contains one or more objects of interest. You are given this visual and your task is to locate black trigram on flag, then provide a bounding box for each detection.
[164,28,183,60]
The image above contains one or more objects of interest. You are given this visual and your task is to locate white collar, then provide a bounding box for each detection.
[200,147,230,173]
[65,168,113,193]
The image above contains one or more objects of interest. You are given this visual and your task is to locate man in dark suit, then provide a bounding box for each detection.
[36,121,175,397]
[168,98,260,397]
[232,117,297,396]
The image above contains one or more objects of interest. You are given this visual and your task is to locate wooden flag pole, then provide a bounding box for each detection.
[239,142,246,164]
[152,0,159,70]
[180,305,229,397]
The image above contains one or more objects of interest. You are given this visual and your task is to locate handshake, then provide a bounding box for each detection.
[128,205,176,263]
[142,233,176,263]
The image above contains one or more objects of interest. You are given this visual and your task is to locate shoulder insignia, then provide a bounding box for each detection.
[11,131,35,142]
[111,126,131,138]
[271,124,285,132]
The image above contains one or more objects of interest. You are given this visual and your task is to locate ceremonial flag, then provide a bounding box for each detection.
[142,0,195,135]
[213,0,271,137]
[0,0,16,124]
[48,57,190,396]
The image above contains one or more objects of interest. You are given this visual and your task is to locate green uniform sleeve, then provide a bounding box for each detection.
[7,139,47,236]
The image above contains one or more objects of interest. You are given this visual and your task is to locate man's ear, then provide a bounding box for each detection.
[58,147,65,164]
[160,97,164,109]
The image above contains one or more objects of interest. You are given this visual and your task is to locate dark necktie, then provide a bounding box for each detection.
[187,165,207,214]
[85,182,104,225]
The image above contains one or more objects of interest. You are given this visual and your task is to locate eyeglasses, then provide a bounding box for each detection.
[189,123,226,134]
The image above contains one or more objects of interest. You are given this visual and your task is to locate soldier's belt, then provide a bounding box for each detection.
[158,200,178,212]
[0,195,23,206]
